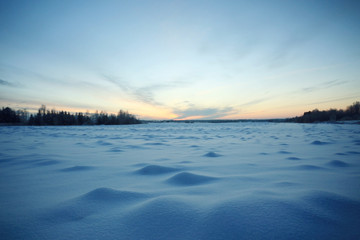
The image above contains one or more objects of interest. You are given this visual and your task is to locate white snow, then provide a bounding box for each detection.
[0,122,359,239]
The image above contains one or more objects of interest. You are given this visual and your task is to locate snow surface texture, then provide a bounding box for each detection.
[0,122,360,239]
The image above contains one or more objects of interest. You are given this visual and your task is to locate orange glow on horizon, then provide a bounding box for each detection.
[131,105,179,120]
[138,113,179,120]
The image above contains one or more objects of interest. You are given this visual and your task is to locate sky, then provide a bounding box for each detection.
[0,0,359,120]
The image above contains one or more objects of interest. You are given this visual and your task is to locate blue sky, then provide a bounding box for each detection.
[0,0,359,119]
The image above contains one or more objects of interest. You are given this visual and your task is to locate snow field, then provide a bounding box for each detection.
[0,122,360,239]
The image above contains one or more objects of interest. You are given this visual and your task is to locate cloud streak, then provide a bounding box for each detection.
[300,79,348,93]
[102,75,186,107]
[0,79,14,86]
[174,106,236,120]
[0,63,76,88]
[238,97,272,107]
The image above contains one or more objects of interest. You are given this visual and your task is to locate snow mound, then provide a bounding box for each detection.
[60,166,94,172]
[135,165,180,175]
[81,187,148,202]
[121,196,199,239]
[166,172,218,186]
[311,140,330,145]
[96,140,112,146]
[303,191,360,230]
[347,151,360,155]
[335,152,347,156]
[203,151,222,157]
[326,160,349,167]
[43,188,149,223]
[292,165,325,171]
[278,150,292,154]
[144,142,167,146]
[107,147,123,152]
[201,194,358,240]
[33,160,60,166]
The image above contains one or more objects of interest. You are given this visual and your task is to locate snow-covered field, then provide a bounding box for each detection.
[0,122,359,239]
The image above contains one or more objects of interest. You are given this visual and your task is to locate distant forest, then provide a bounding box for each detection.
[288,101,360,123]
[0,105,140,125]
[1,102,359,125]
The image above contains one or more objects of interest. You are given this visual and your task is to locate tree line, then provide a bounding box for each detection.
[288,101,360,123]
[1,102,359,125]
[0,105,141,125]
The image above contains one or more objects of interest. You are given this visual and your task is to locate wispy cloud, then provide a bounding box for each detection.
[102,75,186,106]
[266,35,313,69]
[0,78,15,86]
[279,94,360,111]
[102,75,161,105]
[300,79,348,93]
[0,63,74,87]
[238,97,272,107]
[307,95,360,106]
[174,106,236,120]
[264,64,342,81]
